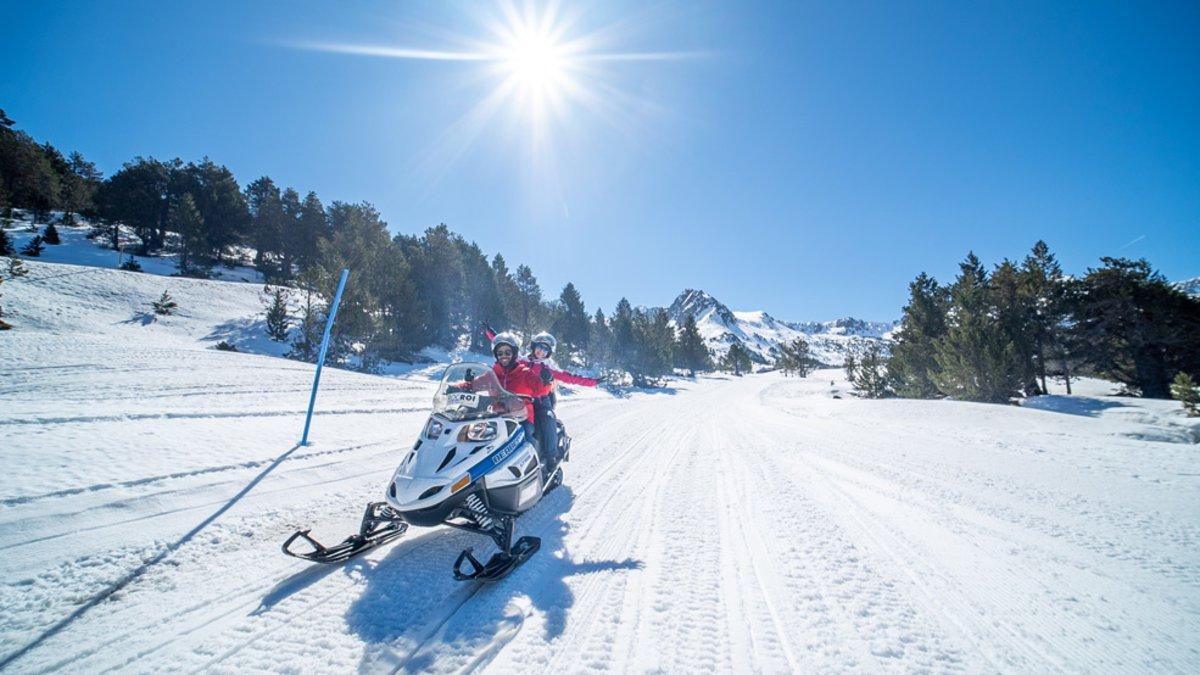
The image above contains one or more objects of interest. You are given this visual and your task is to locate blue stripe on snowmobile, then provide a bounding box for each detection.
[467,426,527,482]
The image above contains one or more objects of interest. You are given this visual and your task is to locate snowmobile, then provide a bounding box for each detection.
[282,362,570,582]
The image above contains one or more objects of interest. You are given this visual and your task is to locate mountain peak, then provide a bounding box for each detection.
[667,289,737,327]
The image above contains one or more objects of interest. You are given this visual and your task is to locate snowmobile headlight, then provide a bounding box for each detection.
[424,418,444,439]
[458,421,497,442]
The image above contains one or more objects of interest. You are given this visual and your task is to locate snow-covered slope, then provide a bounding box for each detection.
[4,214,265,283]
[3,253,1200,672]
[666,288,895,365]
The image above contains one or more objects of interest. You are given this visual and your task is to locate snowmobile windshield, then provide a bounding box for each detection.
[432,362,529,422]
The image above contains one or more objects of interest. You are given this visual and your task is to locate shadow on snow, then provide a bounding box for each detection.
[315,485,642,670]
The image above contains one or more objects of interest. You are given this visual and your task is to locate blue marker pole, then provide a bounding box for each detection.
[301,268,350,446]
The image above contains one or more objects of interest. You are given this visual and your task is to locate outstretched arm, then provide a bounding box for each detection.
[551,367,598,387]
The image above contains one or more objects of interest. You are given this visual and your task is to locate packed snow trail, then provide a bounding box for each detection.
[3,261,1200,672]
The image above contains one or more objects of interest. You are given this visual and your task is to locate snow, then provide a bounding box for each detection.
[3,243,1200,671]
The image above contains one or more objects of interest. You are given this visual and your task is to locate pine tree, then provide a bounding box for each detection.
[931,253,1023,403]
[0,228,13,255]
[990,259,1039,395]
[777,337,814,377]
[1020,241,1070,393]
[675,313,712,376]
[286,276,325,363]
[1171,373,1199,416]
[722,342,752,376]
[588,307,612,369]
[278,187,302,280]
[263,286,291,342]
[20,235,44,257]
[152,290,178,315]
[169,193,208,277]
[846,342,891,398]
[552,282,590,360]
[95,156,179,253]
[245,176,285,280]
[459,240,505,353]
[887,272,948,398]
[42,222,61,245]
[514,264,543,340]
[610,298,637,375]
[1069,258,1200,398]
[183,158,248,265]
[292,191,327,272]
[628,308,674,386]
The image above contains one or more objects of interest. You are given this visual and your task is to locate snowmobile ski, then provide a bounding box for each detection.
[281,502,407,564]
[453,536,541,582]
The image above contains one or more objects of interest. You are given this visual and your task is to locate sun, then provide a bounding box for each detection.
[502,32,567,91]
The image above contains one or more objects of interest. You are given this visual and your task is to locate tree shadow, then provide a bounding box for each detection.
[203,316,267,347]
[341,486,642,671]
[117,311,156,326]
[1022,395,1128,418]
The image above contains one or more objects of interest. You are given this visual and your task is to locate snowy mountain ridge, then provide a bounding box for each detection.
[1174,276,1200,297]
[665,288,896,366]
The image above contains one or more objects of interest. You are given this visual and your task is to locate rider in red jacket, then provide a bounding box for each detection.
[483,324,599,390]
[486,331,552,423]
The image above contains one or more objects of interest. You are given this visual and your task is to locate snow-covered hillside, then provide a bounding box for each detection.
[4,214,265,284]
[666,288,895,365]
[3,258,1198,672]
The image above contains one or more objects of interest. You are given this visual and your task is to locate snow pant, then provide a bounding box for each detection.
[533,398,560,468]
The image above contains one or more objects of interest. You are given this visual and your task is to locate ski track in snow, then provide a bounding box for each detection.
[3,256,1200,672]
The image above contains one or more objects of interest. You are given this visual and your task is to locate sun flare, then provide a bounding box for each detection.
[293,1,705,198]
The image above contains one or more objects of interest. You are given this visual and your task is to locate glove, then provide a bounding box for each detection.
[539,365,554,384]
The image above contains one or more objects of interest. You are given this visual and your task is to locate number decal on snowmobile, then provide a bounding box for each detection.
[447,392,479,406]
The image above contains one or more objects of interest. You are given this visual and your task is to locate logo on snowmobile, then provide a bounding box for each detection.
[468,426,526,481]
[447,392,479,407]
[490,427,524,466]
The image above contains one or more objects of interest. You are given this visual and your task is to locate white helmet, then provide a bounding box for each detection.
[491,331,520,358]
[530,331,557,356]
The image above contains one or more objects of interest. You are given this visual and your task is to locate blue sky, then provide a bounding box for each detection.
[3,1,1197,320]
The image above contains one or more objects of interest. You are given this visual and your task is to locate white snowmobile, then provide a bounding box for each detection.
[282,362,570,582]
